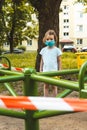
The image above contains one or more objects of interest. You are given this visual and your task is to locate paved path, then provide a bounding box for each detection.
[0,112,87,130]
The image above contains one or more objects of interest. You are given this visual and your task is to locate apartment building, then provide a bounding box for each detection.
[59,0,87,50]
[3,1,87,51]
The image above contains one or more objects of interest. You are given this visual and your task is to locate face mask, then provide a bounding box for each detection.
[45,40,55,47]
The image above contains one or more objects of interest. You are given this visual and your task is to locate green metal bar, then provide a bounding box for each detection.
[30,74,79,91]
[37,69,79,76]
[33,110,74,119]
[0,61,84,130]
[0,75,24,83]
[83,75,87,82]
[56,89,73,97]
[79,61,87,98]
[0,108,26,119]
[0,56,11,70]
[79,61,87,90]
[0,69,23,75]
[80,89,87,98]
[24,68,39,130]
[3,83,17,96]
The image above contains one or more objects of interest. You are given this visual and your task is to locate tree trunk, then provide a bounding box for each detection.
[35,0,62,71]
[0,0,4,12]
[8,32,14,53]
[8,3,16,53]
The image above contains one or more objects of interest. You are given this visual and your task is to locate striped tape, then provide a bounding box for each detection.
[0,63,24,72]
[0,96,87,111]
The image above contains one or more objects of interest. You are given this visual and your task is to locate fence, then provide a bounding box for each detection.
[0,56,87,130]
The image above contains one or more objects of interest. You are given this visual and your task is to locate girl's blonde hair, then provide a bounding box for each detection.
[43,29,58,43]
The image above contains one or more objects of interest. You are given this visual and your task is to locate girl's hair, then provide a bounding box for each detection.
[43,29,58,43]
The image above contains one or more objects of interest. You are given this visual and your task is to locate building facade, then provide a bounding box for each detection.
[59,0,87,50]
[22,38,38,51]
[3,0,87,51]
[3,38,38,51]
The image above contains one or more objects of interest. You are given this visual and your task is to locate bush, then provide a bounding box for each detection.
[61,52,78,69]
[17,45,26,51]
[0,48,6,55]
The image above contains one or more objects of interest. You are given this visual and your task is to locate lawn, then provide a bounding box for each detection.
[1,52,79,70]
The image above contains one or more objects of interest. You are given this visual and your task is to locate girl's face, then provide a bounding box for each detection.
[45,34,55,47]
[45,34,55,42]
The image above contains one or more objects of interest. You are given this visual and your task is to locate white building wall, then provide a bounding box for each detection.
[59,0,87,50]
[3,38,38,51]
[22,39,38,51]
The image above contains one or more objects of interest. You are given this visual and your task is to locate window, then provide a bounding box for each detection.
[64,5,69,10]
[4,42,9,46]
[79,25,83,31]
[64,19,69,23]
[63,32,69,36]
[64,12,68,15]
[27,39,32,46]
[76,25,83,32]
[77,39,83,44]
[79,12,83,18]
[63,26,69,28]
[64,5,67,9]
[76,12,83,19]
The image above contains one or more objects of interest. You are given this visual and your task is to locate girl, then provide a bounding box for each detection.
[40,29,62,96]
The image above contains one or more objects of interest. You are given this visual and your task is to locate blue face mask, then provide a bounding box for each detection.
[45,40,55,47]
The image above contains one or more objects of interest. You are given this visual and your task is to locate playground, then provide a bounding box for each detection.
[0,112,86,130]
[0,92,87,130]
[0,53,87,130]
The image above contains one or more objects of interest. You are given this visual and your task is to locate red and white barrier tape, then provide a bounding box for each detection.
[0,96,87,111]
[0,63,24,72]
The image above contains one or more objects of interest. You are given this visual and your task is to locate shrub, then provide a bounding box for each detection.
[61,52,78,69]
[17,45,26,51]
[1,52,80,69]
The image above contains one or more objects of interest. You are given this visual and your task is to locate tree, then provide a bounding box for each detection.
[0,0,38,53]
[76,0,87,3]
[75,0,87,9]
[28,0,62,71]
[0,0,62,70]
[0,0,5,53]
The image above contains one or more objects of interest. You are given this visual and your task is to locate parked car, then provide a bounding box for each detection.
[2,48,24,54]
[62,45,77,53]
[81,47,87,52]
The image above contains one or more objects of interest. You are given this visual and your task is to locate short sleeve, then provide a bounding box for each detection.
[57,48,62,56]
[40,48,45,55]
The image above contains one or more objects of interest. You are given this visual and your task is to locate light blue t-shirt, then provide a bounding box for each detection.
[40,46,62,72]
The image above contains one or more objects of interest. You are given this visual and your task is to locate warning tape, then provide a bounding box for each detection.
[0,96,87,111]
[0,63,24,72]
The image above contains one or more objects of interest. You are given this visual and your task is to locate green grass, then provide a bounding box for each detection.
[1,52,37,69]
[1,52,83,70]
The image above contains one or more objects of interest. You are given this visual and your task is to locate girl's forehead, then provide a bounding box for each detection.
[46,34,54,39]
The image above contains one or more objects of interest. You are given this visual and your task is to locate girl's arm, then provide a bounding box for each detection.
[57,55,62,70]
[39,56,43,72]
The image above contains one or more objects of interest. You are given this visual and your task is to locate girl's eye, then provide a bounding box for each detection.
[46,39,53,41]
